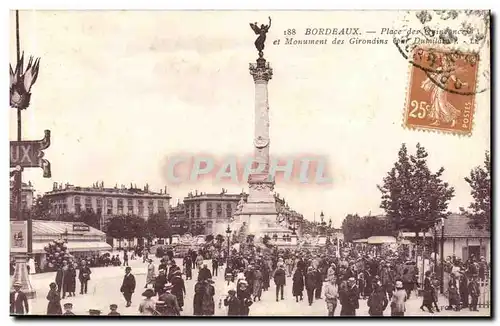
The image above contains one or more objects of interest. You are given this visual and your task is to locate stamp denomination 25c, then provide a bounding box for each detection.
[404,47,479,135]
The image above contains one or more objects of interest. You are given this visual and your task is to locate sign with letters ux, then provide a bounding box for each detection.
[10,130,51,178]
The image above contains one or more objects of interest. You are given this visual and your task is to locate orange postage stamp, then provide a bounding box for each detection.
[404,47,480,135]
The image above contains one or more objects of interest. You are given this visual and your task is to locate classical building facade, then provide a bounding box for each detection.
[10,180,35,210]
[173,189,303,236]
[44,182,171,224]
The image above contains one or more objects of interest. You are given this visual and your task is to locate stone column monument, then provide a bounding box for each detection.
[235,17,280,237]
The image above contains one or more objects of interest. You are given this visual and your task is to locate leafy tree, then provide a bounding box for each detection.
[30,195,51,220]
[106,215,128,247]
[215,234,224,244]
[462,151,491,231]
[377,143,455,235]
[80,209,101,230]
[341,214,363,242]
[126,215,146,243]
[147,213,171,239]
[205,234,214,243]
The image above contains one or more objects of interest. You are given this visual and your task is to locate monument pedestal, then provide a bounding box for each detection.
[11,253,36,299]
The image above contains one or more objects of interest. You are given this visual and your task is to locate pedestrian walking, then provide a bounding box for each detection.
[145,259,156,288]
[212,257,219,277]
[10,281,29,315]
[339,277,359,316]
[158,283,181,316]
[273,263,286,302]
[120,266,136,307]
[78,260,91,295]
[138,289,156,315]
[171,270,186,311]
[224,289,242,316]
[468,276,480,311]
[46,282,62,315]
[292,268,304,302]
[324,275,339,316]
[391,280,407,316]
[305,266,316,306]
[367,279,388,316]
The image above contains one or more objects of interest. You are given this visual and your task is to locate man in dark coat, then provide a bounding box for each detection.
[154,269,168,297]
[158,284,181,316]
[367,281,388,316]
[273,263,286,302]
[314,267,323,299]
[305,266,316,306]
[120,267,136,307]
[78,260,92,295]
[197,264,212,282]
[224,289,242,316]
[468,276,480,311]
[212,257,219,277]
[183,255,193,280]
[167,261,181,282]
[171,270,186,311]
[10,282,29,315]
[340,277,359,316]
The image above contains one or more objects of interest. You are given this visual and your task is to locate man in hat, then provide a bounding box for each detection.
[120,266,136,307]
[224,288,242,316]
[198,263,212,282]
[273,263,286,302]
[88,309,101,316]
[158,283,181,316]
[107,304,120,316]
[62,303,75,315]
[339,277,359,316]
[10,281,29,315]
[468,275,480,312]
[79,260,92,295]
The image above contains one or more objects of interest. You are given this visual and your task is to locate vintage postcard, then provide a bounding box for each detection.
[9,10,490,317]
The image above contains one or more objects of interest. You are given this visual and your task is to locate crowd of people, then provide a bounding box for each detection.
[10,243,489,316]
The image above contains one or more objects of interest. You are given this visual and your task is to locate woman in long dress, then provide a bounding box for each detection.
[252,269,263,302]
[145,259,156,288]
[138,289,157,315]
[46,282,62,315]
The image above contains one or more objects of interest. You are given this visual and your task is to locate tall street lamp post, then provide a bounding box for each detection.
[226,225,232,264]
[440,217,445,294]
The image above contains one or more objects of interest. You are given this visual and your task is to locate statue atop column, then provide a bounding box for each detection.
[249,17,272,58]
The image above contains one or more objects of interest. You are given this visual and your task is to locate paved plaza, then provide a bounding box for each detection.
[24,255,489,317]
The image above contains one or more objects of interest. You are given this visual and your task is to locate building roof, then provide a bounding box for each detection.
[32,220,106,237]
[443,214,490,238]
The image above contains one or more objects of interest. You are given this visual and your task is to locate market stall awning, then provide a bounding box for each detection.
[66,242,112,252]
[353,239,368,243]
[367,236,397,244]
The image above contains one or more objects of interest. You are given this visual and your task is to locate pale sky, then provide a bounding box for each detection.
[9,11,490,226]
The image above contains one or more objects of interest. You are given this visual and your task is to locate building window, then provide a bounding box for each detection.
[226,203,232,218]
[196,204,201,218]
[207,203,213,218]
[97,198,102,208]
[158,200,164,212]
[85,197,92,211]
[216,203,222,218]
[148,200,154,215]
[128,199,133,214]
[106,199,113,215]
[138,200,144,217]
[75,196,81,213]
[118,199,124,214]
